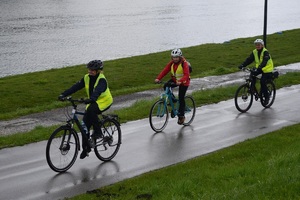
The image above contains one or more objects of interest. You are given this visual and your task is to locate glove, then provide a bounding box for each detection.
[251,69,259,76]
[84,99,94,104]
[58,94,65,101]
[256,68,262,73]
[238,64,244,69]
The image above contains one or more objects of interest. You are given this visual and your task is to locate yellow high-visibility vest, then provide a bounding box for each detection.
[253,48,274,73]
[84,73,113,111]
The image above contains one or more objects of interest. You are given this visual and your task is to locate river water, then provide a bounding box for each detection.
[0,0,299,77]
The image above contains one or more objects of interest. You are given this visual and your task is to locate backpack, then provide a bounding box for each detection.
[184,60,192,73]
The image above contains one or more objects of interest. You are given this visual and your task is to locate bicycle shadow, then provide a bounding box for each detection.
[44,161,120,195]
[44,171,78,194]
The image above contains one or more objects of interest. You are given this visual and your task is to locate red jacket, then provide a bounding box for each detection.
[156,57,190,86]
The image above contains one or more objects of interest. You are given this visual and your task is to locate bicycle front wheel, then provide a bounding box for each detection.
[94,118,121,161]
[234,84,253,113]
[46,126,79,173]
[183,96,196,126]
[261,80,276,108]
[149,99,169,132]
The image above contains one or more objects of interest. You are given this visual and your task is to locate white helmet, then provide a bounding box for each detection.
[254,39,264,46]
[171,48,182,57]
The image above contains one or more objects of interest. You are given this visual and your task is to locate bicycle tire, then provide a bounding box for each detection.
[234,83,253,113]
[261,80,276,108]
[46,126,79,173]
[149,99,169,132]
[94,118,121,161]
[183,96,196,126]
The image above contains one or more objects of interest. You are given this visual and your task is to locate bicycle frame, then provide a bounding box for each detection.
[244,69,262,100]
[61,100,86,151]
[159,85,179,117]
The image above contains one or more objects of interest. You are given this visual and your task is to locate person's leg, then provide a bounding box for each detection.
[260,73,272,102]
[85,102,102,137]
[81,102,101,159]
[178,85,188,124]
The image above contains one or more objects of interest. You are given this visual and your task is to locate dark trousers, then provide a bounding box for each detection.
[260,72,273,99]
[164,80,188,117]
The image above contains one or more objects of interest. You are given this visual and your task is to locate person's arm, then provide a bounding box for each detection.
[155,61,172,81]
[61,77,85,97]
[239,53,255,69]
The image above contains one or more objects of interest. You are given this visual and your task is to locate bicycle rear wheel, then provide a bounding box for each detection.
[261,80,276,108]
[149,99,169,132]
[183,96,196,126]
[46,126,79,173]
[94,118,121,161]
[234,84,253,113]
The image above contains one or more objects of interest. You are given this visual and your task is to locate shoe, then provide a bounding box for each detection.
[177,116,185,125]
[264,97,269,105]
[80,146,91,159]
[80,150,89,159]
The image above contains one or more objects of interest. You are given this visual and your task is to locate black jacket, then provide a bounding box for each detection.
[61,74,107,101]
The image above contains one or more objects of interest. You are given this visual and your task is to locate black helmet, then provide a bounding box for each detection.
[87,60,103,70]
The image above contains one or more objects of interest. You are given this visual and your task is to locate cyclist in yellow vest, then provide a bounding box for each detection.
[238,39,274,104]
[58,60,113,159]
[155,48,190,125]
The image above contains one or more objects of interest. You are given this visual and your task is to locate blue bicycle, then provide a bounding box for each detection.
[149,82,196,132]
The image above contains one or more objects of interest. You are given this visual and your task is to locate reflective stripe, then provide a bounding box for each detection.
[253,48,274,73]
[84,74,113,111]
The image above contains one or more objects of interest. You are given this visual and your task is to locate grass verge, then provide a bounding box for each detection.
[69,123,300,200]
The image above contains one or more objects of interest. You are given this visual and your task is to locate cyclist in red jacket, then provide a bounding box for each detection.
[155,48,190,125]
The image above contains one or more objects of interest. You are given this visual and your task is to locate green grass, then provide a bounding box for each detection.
[1,28,300,120]
[69,123,300,200]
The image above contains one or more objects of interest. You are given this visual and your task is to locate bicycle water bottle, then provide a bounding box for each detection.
[81,121,88,134]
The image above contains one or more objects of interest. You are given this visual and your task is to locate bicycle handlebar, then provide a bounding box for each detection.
[155,81,177,87]
[59,96,86,105]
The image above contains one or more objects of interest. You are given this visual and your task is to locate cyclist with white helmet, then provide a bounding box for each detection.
[58,60,113,159]
[238,39,274,104]
[155,48,190,125]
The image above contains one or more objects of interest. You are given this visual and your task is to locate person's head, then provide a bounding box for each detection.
[171,48,182,64]
[254,39,264,50]
[86,60,103,76]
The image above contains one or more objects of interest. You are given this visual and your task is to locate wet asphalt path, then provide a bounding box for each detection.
[1,84,300,200]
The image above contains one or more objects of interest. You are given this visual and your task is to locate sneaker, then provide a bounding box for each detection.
[80,146,91,159]
[177,116,185,125]
[264,97,269,105]
[80,150,89,159]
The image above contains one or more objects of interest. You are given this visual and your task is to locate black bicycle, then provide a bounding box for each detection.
[46,97,121,173]
[234,68,278,113]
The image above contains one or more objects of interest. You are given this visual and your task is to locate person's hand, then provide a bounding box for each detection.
[251,69,259,76]
[238,64,244,70]
[256,68,262,73]
[154,79,160,83]
[58,94,65,101]
[84,99,93,104]
[176,81,182,86]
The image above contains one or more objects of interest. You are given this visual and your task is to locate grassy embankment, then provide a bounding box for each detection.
[70,123,300,200]
[1,29,300,149]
